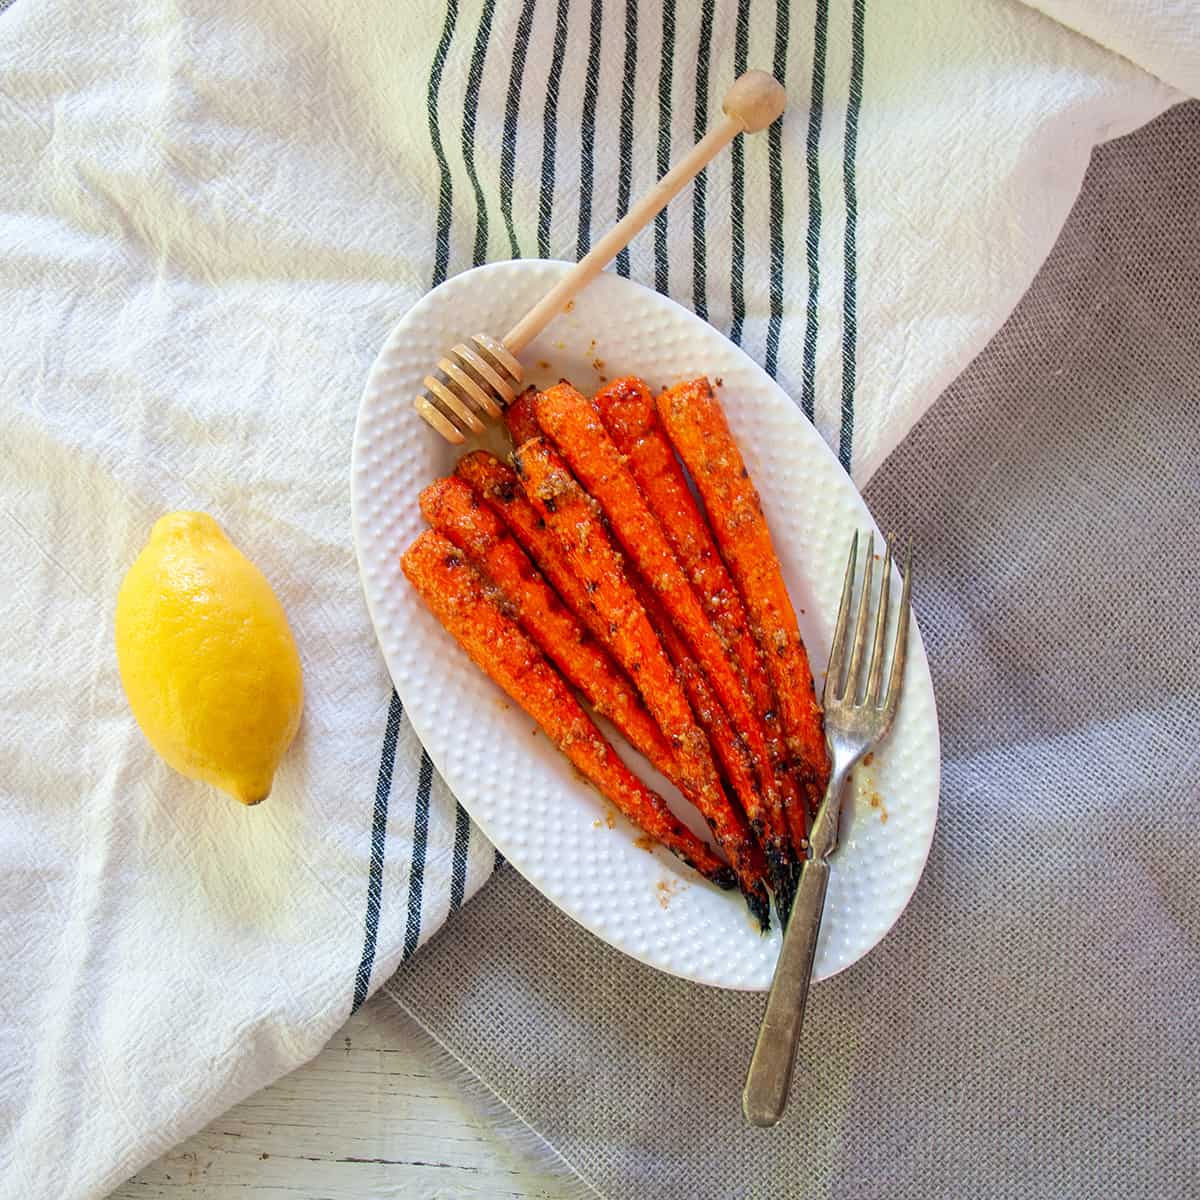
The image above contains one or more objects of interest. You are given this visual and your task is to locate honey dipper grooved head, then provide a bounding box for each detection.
[414,333,524,442]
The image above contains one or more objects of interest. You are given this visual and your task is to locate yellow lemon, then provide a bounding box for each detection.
[115,512,304,805]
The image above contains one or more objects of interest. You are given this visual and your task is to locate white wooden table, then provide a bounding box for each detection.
[112,993,571,1200]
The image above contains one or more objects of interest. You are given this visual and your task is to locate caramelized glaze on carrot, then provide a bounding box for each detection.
[455,451,602,638]
[594,376,807,864]
[534,384,790,848]
[512,437,769,928]
[656,378,830,810]
[401,530,736,889]
[419,475,678,786]
[447,460,775,912]
[632,576,780,909]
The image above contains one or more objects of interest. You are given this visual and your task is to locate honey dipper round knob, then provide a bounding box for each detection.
[414,70,788,443]
[722,69,787,133]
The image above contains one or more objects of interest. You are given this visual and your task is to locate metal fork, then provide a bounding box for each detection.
[743,531,913,1127]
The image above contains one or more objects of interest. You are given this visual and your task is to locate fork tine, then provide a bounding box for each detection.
[865,537,893,705]
[883,539,913,715]
[823,531,858,705]
[842,532,874,702]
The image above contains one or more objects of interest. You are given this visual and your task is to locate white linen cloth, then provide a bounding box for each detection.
[0,0,1193,1195]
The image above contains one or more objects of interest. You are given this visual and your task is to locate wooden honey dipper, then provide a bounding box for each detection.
[414,70,787,443]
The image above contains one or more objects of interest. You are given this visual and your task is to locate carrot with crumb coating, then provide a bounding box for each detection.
[401,531,736,890]
[455,451,602,638]
[450,456,777,911]
[504,385,542,447]
[632,576,788,912]
[419,475,678,787]
[656,378,831,809]
[534,384,790,856]
[594,376,807,862]
[513,437,769,929]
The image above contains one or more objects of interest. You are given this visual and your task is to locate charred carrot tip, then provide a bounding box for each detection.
[746,885,771,933]
[765,845,797,919]
[712,865,738,891]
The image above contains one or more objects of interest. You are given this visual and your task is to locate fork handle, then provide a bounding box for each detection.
[742,856,831,1127]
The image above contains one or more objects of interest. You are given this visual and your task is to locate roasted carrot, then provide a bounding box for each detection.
[513,437,770,929]
[632,575,789,912]
[401,530,736,890]
[656,378,831,810]
[594,376,808,862]
[419,475,679,787]
[448,458,776,910]
[534,384,789,849]
[455,451,605,641]
[504,385,542,447]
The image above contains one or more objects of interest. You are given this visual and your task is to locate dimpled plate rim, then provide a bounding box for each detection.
[351,260,940,991]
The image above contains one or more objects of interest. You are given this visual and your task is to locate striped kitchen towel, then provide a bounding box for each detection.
[0,1,1194,1196]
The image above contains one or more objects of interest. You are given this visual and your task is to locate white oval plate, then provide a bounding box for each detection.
[352,260,940,991]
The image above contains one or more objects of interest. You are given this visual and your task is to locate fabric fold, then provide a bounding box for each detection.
[0,0,1192,1195]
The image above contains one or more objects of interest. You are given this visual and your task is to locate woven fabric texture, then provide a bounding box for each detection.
[388,100,1200,1200]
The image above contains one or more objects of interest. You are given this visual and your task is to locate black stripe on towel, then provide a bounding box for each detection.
[537,0,572,258]
[616,0,639,277]
[691,0,715,321]
[461,0,497,266]
[398,0,454,967]
[653,0,676,295]
[444,0,522,913]
[576,0,604,257]
[352,0,458,1010]
[449,801,472,913]
[427,0,459,288]
[501,0,538,258]
[763,0,789,377]
[351,690,403,1012]
[839,0,866,471]
[402,752,435,960]
[728,0,751,344]
[800,0,829,420]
